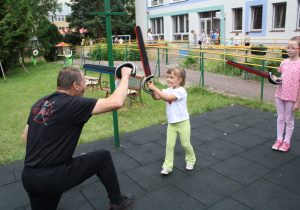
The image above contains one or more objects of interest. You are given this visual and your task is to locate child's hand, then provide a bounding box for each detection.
[272,75,278,81]
[293,102,300,112]
[147,80,155,90]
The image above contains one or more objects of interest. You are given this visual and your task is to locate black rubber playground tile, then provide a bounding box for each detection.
[291,127,300,141]
[125,160,186,193]
[207,119,247,134]
[289,156,300,168]
[57,189,94,210]
[200,111,233,122]
[207,197,251,210]
[215,105,252,116]
[132,185,206,210]
[124,129,165,145]
[210,156,271,185]
[231,179,300,210]
[123,142,165,165]
[0,160,23,186]
[191,125,225,141]
[79,181,112,208]
[174,149,219,174]
[195,139,246,160]
[264,164,300,194]
[174,168,243,207]
[190,115,214,128]
[0,181,29,210]
[149,123,168,135]
[243,122,277,139]
[111,152,141,174]
[239,145,296,169]
[245,108,276,120]
[229,113,267,126]
[221,130,267,149]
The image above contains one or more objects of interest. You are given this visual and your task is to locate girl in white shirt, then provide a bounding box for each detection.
[147,67,196,175]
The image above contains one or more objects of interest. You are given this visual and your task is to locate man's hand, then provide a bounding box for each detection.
[121,67,132,79]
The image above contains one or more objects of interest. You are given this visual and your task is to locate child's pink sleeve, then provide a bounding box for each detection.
[278,60,284,73]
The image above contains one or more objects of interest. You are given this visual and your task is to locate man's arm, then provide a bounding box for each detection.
[91,67,132,115]
[22,124,29,146]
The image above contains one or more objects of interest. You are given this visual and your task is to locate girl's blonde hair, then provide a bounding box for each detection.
[167,67,186,87]
[290,36,300,57]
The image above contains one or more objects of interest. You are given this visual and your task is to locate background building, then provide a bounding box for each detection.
[49,0,72,33]
[136,0,299,45]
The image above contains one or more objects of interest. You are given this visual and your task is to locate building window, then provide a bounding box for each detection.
[251,5,263,31]
[55,15,65,22]
[272,3,286,30]
[297,1,300,29]
[65,3,70,10]
[49,15,54,22]
[199,11,220,35]
[150,0,163,7]
[232,8,242,31]
[172,14,189,41]
[150,17,164,40]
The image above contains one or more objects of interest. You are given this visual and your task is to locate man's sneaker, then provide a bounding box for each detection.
[272,141,283,150]
[279,142,290,152]
[109,194,135,210]
[186,162,194,170]
[161,167,171,175]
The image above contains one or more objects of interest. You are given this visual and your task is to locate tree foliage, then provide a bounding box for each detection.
[0,0,60,72]
[0,0,33,71]
[66,0,136,39]
[36,16,63,62]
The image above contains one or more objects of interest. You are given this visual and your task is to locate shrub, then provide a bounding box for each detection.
[267,58,281,77]
[89,46,141,61]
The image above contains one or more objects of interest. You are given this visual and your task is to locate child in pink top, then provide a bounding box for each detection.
[271,36,300,152]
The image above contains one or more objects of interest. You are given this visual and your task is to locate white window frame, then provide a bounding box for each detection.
[232,8,243,31]
[149,0,163,7]
[172,14,189,41]
[150,17,164,41]
[272,3,286,30]
[55,15,65,22]
[49,15,54,22]
[170,0,188,3]
[297,1,300,29]
[64,3,70,10]
[251,5,263,31]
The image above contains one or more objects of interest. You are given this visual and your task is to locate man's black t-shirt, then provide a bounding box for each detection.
[24,91,98,168]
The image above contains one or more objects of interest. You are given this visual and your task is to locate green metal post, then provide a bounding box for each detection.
[165,42,168,65]
[126,44,128,62]
[104,0,120,148]
[200,52,204,87]
[260,60,266,101]
[244,50,249,79]
[157,48,160,77]
[90,0,127,148]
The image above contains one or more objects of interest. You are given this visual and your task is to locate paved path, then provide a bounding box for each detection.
[1,105,300,209]
[74,56,277,104]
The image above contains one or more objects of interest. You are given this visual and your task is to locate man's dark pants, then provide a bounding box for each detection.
[22,149,121,210]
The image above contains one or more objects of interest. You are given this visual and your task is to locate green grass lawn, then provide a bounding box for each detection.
[0,61,280,165]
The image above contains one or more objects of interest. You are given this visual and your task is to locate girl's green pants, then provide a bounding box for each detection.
[162,119,196,171]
